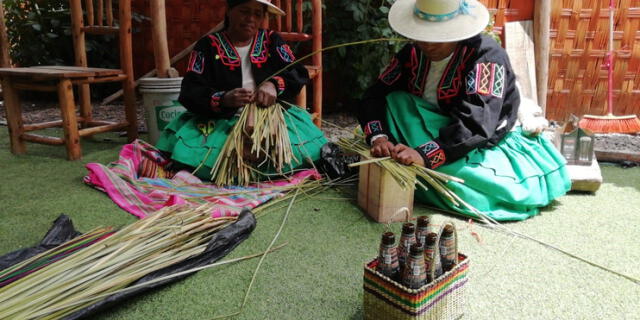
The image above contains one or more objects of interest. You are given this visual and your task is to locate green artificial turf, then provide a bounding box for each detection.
[1,128,639,319]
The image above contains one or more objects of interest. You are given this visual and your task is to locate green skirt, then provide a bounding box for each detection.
[156,106,327,181]
[385,91,571,221]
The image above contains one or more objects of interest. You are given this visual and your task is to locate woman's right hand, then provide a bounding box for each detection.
[370,137,396,157]
[222,88,254,108]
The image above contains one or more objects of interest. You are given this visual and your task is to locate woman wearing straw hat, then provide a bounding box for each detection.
[156,0,327,180]
[358,0,571,221]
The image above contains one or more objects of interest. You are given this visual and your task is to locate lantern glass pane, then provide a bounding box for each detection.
[562,136,577,160]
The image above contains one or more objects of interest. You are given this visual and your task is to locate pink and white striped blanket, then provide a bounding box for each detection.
[84,140,321,219]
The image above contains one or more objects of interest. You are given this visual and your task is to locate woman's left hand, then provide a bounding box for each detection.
[392,144,425,167]
[254,81,277,107]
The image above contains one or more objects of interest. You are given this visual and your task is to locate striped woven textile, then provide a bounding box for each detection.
[363,254,469,320]
[84,140,321,219]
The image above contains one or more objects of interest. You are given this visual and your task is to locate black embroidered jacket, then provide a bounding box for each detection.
[358,34,520,169]
[179,29,309,118]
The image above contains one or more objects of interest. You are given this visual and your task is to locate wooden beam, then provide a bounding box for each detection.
[101,24,220,105]
[23,120,63,132]
[13,83,57,92]
[58,79,82,160]
[0,2,11,67]
[150,0,172,78]
[79,122,128,137]
[534,0,551,114]
[21,133,65,145]
[1,78,26,154]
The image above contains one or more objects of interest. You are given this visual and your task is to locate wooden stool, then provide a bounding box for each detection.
[0,0,136,160]
[0,66,137,160]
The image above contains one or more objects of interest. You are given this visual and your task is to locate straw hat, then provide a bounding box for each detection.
[388,0,490,42]
[228,0,285,16]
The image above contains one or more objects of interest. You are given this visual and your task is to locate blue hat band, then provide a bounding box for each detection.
[413,0,472,22]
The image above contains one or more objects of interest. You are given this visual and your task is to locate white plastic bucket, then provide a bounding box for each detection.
[139,77,186,144]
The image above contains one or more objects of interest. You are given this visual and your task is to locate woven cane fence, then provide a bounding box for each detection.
[131,0,640,122]
[545,0,640,121]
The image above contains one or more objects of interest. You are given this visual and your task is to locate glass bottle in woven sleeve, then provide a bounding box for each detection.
[397,223,416,271]
[439,224,458,272]
[423,232,442,282]
[415,215,430,245]
[401,242,427,289]
[376,232,400,280]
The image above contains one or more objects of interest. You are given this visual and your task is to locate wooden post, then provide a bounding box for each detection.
[2,78,26,154]
[58,79,82,160]
[534,0,551,114]
[0,2,11,67]
[150,0,177,78]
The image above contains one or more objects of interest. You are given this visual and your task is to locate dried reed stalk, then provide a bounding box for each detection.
[210,103,296,186]
[0,204,237,319]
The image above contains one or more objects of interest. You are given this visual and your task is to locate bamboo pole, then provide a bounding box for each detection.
[100,24,220,105]
[534,0,551,114]
[150,0,178,78]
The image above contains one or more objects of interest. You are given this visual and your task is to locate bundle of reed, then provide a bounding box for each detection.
[0,204,236,319]
[209,102,296,186]
[337,137,466,207]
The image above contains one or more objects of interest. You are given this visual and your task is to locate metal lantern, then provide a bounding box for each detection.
[560,127,595,165]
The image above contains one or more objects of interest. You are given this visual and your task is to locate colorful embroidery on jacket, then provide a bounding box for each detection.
[276,43,295,63]
[187,50,205,74]
[418,141,446,169]
[210,91,225,111]
[364,120,383,136]
[272,76,286,95]
[466,62,504,98]
[408,47,429,96]
[379,57,402,85]
[209,33,240,71]
[437,46,474,100]
[250,29,269,67]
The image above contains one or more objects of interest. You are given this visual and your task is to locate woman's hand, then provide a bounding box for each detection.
[371,137,396,157]
[254,81,277,107]
[222,88,254,108]
[392,144,425,167]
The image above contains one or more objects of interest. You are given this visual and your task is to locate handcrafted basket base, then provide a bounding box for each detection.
[363,254,468,320]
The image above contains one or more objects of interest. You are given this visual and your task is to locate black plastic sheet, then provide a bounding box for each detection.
[0,215,80,271]
[318,142,360,179]
[0,210,256,319]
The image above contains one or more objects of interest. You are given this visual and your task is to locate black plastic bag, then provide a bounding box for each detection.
[0,215,80,271]
[318,142,360,179]
[0,210,256,319]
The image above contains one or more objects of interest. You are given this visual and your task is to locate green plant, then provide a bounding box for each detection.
[324,0,401,101]
[323,1,502,105]
[3,0,123,98]
[4,0,74,66]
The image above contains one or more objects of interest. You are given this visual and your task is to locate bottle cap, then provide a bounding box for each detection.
[381,232,395,245]
[417,216,430,229]
[425,232,438,245]
[402,223,415,234]
[442,224,455,234]
[410,243,424,255]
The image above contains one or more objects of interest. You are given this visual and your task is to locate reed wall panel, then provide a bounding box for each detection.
[546,0,640,121]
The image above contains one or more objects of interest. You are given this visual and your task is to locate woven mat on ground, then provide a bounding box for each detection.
[84,140,321,219]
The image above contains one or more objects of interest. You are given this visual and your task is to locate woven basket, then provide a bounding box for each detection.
[363,222,468,320]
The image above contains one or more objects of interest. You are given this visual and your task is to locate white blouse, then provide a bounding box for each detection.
[421,53,453,106]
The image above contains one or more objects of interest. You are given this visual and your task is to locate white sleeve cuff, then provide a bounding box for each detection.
[370,134,388,145]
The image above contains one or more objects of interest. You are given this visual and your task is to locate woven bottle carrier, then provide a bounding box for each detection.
[363,215,469,320]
